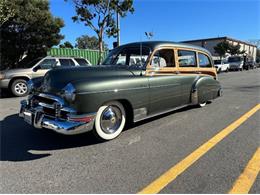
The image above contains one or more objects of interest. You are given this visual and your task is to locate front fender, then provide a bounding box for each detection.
[71,76,150,114]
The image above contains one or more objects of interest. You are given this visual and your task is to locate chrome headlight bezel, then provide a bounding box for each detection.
[62,83,76,102]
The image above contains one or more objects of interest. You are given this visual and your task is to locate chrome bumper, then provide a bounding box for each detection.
[19,98,95,135]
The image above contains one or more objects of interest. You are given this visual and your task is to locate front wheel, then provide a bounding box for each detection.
[94,101,126,140]
[10,79,28,97]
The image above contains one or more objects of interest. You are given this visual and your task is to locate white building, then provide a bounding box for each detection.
[182,36,257,61]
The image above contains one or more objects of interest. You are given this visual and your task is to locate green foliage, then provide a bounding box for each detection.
[228,44,245,55]
[71,0,134,63]
[214,41,246,58]
[60,41,74,48]
[75,35,108,50]
[214,41,229,59]
[0,0,15,26]
[0,0,64,70]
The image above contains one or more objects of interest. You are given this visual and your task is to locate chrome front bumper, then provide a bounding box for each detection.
[19,95,95,135]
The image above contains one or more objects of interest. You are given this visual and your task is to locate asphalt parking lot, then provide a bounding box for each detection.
[0,69,259,193]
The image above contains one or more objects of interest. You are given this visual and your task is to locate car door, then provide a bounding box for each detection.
[32,58,57,78]
[146,48,182,115]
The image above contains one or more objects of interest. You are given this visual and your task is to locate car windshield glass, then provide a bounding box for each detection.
[102,46,151,68]
[228,57,241,62]
[18,58,42,68]
[214,60,221,64]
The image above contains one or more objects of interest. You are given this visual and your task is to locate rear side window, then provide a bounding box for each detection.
[59,59,75,66]
[178,50,197,67]
[198,53,212,68]
[39,59,56,69]
[74,58,89,66]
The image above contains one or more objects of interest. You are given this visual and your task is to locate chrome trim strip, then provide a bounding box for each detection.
[134,104,190,123]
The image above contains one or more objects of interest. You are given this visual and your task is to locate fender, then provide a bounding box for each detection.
[191,76,222,105]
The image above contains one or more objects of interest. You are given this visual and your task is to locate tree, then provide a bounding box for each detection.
[59,41,74,48]
[0,0,14,26]
[75,35,108,50]
[214,41,229,59]
[227,44,245,56]
[0,0,64,70]
[71,0,134,64]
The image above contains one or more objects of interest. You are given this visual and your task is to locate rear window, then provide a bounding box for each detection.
[74,58,89,66]
[198,53,212,68]
[59,59,75,66]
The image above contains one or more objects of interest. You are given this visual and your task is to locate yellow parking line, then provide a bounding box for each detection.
[229,147,260,194]
[138,104,260,194]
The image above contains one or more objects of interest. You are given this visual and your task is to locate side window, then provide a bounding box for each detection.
[74,58,89,66]
[151,49,175,68]
[59,59,75,67]
[38,59,56,69]
[198,53,212,68]
[178,50,197,67]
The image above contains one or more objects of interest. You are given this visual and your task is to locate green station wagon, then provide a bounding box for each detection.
[19,41,222,140]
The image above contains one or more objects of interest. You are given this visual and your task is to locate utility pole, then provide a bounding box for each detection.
[117,11,120,46]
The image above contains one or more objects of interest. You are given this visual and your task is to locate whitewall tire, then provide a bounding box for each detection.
[199,102,207,107]
[94,101,126,140]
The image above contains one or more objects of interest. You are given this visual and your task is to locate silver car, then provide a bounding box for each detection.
[0,56,91,97]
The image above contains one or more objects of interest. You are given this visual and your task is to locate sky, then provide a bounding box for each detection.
[50,0,260,49]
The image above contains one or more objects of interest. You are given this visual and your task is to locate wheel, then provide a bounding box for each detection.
[225,68,229,72]
[10,79,28,97]
[94,101,126,140]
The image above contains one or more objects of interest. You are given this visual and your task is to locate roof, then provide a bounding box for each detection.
[118,41,211,54]
[182,36,257,47]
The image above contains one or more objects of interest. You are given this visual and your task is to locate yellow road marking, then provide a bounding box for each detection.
[138,104,260,194]
[229,147,260,194]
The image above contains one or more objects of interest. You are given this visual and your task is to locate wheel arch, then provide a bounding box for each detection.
[8,76,30,89]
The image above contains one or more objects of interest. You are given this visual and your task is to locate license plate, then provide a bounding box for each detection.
[24,111,33,125]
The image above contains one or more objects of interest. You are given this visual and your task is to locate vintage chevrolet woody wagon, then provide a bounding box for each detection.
[19,41,222,140]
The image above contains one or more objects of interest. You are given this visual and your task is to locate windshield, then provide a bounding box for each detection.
[214,60,221,64]
[228,57,242,63]
[18,58,42,68]
[102,46,151,68]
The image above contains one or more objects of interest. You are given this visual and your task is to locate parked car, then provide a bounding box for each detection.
[0,56,91,97]
[227,56,244,71]
[244,57,256,70]
[214,59,229,73]
[19,41,222,140]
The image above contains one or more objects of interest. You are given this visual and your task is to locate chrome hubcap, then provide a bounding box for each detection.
[15,82,27,95]
[100,106,122,134]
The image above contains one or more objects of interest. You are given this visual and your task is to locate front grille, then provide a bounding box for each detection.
[30,93,72,119]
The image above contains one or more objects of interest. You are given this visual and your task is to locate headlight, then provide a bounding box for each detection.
[62,83,76,102]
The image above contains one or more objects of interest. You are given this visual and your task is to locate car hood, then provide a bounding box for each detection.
[41,66,142,93]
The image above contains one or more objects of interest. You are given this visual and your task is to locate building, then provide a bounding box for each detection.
[182,36,257,61]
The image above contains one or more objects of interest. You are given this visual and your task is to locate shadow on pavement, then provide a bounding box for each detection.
[0,105,203,162]
[0,114,101,162]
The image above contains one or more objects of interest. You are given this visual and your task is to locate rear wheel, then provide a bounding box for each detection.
[10,79,28,97]
[94,101,126,140]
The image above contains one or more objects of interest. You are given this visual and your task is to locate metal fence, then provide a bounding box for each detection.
[47,48,108,65]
